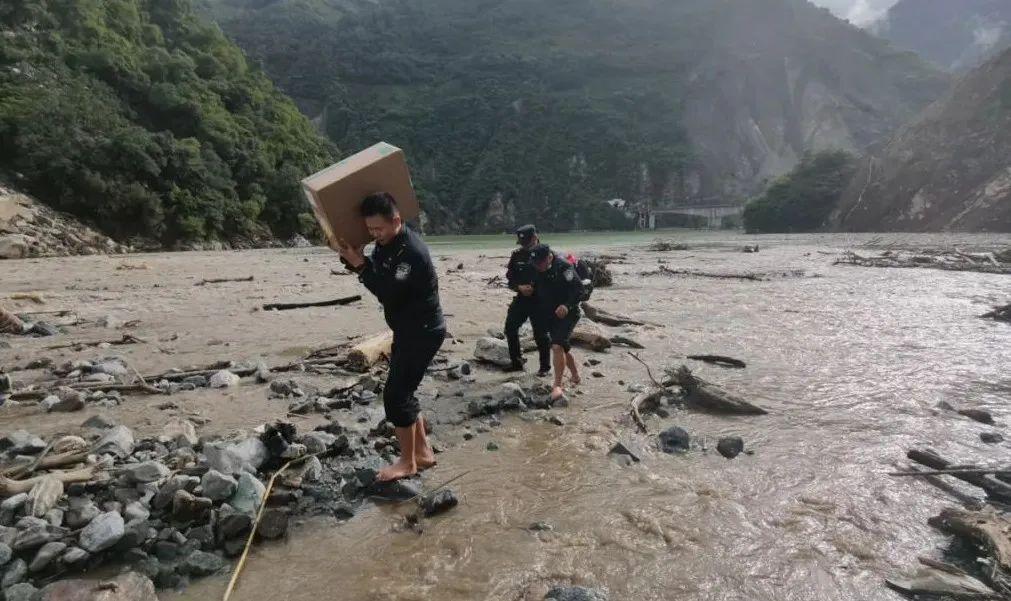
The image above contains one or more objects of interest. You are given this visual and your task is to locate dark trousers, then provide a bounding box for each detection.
[504,296,550,370]
[384,328,446,428]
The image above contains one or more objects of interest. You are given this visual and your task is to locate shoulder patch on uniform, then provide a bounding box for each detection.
[563,268,575,282]
[395,262,412,281]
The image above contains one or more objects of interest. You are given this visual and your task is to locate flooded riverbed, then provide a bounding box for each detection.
[3,231,1009,600]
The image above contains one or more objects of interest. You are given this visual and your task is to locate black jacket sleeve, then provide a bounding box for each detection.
[358,251,426,309]
[505,251,521,291]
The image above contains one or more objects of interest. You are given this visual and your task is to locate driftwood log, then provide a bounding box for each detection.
[0,465,99,497]
[581,303,645,327]
[610,335,645,349]
[571,326,612,352]
[687,355,746,369]
[262,294,362,311]
[346,331,394,372]
[929,506,1011,581]
[668,365,768,415]
[195,276,254,286]
[907,449,1011,501]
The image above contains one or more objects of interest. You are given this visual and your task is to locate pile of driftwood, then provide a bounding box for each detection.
[627,360,768,434]
[835,248,1011,275]
[8,331,395,406]
[888,448,1011,598]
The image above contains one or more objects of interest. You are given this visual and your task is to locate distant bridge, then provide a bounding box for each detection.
[644,204,743,229]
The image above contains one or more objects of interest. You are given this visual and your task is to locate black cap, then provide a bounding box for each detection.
[529,243,552,263]
[515,224,537,243]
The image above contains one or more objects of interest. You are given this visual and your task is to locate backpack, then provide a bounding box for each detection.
[565,253,594,301]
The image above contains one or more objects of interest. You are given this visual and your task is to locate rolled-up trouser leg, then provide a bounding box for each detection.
[383,329,446,427]
[504,296,528,364]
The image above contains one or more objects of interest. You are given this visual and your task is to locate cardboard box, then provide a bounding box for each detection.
[301,142,420,248]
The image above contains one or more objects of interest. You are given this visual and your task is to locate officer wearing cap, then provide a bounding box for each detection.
[530,243,583,400]
[503,225,551,374]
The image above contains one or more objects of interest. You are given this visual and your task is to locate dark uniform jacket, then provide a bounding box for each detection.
[357,227,444,335]
[506,247,537,294]
[536,256,583,314]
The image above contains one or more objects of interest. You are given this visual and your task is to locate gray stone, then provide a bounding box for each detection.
[161,419,198,448]
[301,432,336,455]
[280,443,307,459]
[124,502,150,523]
[115,519,152,552]
[94,425,134,458]
[12,527,50,552]
[981,432,1004,444]
[303,456,323,482]
[257,509,288,540]
[228,473,265,515]
[545,586,608,601]
[200,470,237,501]
[37,571,158,601]
[29,541,66,572]
[152,475,200,511]
[269,380,293,396]
[81,415,117,430]
[0,542,11,567]
[0,494,28,513]
[171,491,212,523]
[2,558,27,588]
[93,361,129,377]
[209,370,240,388]
[15,517,47,531]
[203,438,268,475]
[608,440,644,464]
[658,426,691,454]
[182,550,224,577]
[716,436,744,459]
[420,489,459,517]
[125,461,170,483]
[473,337,513,368]
[79,511,124,552]
[4,582,38,601]
[60,547,89,565]
[0,431,45,454]
[43,509,63,528]
[82,372,115,384]
[217,512,252,541]
[63,498,100,529]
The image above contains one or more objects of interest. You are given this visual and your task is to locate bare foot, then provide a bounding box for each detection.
[377,457,417,482]
[570,375,581,386]
[416,452,438,471]
[551,386,565,401]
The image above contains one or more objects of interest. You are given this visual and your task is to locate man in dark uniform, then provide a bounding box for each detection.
[503,224,551,375]
[530,244,583,401]
[335,192,445,482]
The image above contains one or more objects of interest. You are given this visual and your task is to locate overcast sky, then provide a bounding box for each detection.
[810,0,898,26]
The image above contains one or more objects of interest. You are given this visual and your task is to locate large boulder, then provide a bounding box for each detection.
[203,438,268,475]
[545,586,608,601]
[0,234,29,260]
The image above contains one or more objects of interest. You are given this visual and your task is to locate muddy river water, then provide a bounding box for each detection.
[3,231,1009,601]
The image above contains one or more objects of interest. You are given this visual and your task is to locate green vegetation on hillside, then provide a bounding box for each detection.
[743,151,856,233]
[0,0,334,245]
[199,0,947,234]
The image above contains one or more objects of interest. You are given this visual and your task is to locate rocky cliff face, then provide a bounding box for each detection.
[876,0,1011,71]
[0,184,129,259]
[830,48,1011,232]
[201,0,949,232]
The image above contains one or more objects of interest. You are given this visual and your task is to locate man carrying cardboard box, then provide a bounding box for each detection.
[335,192,446,482]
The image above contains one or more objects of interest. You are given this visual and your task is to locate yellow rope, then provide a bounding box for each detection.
[222,452,320,601]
